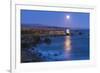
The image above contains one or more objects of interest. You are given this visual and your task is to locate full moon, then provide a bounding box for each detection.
[66,15,70,19]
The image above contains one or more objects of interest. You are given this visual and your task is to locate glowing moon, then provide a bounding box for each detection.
[66,15,70,19]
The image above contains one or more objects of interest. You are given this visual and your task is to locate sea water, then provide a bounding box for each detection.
[21,29,89,62]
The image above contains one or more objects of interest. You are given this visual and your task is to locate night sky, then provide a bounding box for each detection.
[21,10,89,29]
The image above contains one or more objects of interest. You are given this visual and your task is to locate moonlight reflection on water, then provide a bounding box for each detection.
[64,36,71,51]
[64,35,72,59]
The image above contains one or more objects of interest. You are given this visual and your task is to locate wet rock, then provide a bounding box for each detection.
[44,37,51,45]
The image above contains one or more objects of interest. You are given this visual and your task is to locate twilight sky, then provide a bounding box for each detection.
[21,9,89,29]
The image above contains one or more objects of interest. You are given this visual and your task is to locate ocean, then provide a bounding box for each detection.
[21,29,89,63]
